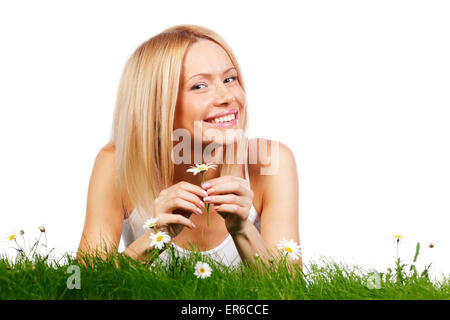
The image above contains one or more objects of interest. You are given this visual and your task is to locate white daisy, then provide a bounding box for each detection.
[149,231,171,250]
[186,163,217,176]
[194,261,212,279]
[143,217,158,230]
[0,228,23,250]
[394,234,403,244]
[277,238,302,260]
[383,234,411,246]
[1,229,19,244]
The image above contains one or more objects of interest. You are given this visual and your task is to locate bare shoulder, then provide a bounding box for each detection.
[246,139,300,255]
[248,138,296,173]
[247,138,298,212]
[92,144,116,180]
[100,142,116,153]
[94,143,132,217]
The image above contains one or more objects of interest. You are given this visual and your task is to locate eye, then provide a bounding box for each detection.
[190,76,237,91]
[191,83,205,90]
[224,76,237,84]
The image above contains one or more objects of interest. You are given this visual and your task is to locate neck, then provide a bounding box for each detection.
[173,163,222,186]
[172,144,240,185]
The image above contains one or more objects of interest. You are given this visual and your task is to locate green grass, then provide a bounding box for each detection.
[0,245,449,300]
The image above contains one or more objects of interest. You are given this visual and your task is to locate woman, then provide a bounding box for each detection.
[77,24,301,269]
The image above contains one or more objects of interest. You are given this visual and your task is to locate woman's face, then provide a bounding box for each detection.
[174,39,246,147]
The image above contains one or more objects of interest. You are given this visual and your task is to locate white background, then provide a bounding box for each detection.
[1,0,449,282]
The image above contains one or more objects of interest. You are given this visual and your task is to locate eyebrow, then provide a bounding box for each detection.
[187,67,237,82]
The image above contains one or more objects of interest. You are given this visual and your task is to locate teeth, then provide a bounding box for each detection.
[210,113,236,123]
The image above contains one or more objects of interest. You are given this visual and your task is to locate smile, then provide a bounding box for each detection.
[203,109,239,127]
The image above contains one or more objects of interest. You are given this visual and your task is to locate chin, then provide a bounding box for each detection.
[203,128,242,145]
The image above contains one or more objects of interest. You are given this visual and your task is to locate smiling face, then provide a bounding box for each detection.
[174,39,246,146]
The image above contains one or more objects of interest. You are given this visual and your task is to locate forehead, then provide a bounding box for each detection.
[182,40,234,78]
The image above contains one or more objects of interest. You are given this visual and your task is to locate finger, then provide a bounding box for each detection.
[168,213,196,229]
[173,189,206,211]
[205,181,251,197]
[202,176,247,191]
[158,213,196,230]
[166,197,203,216]
[176,181,209,198]
[214,203,246,216]
[203,194,246,207]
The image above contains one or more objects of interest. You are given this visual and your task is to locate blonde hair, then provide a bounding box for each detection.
[107,24,249,224]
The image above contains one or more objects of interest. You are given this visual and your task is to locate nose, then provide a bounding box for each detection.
[213,81,234,106]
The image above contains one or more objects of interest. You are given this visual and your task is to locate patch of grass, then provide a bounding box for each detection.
[0,246,448,300]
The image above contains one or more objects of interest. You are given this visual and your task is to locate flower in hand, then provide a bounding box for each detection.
[201,176,254,235]
[186,163,217,226]
[143,217,158,230]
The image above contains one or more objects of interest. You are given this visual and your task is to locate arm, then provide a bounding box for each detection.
[232,139,302,268]
[76,147,159,266]
[260,139,301,266]
[203,139,301,269]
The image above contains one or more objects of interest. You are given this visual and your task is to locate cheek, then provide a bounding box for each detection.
[174,103,202,131]
[236,93,246,126]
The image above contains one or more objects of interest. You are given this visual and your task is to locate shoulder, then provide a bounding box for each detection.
[247,138,298,211]
[100,142,116,154]
[90,144,115,180]
[248,138,296,173]
[94,143,133,217]
[91,144,116,179]
[247,139,300,254]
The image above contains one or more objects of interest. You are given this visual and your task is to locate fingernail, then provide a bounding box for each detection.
[196,207,203,215]
[199,201,205,208]
[202,182,211,189]
[191,222,196,228]
[206,188,214,194]
[203,196,211,202]
[202,190,208,197]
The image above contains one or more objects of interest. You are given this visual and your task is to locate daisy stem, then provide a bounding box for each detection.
[396,240,399,260]
[201,172,209,227]
[44,231,48,256]
[21,234,26,253]
[30,233,42,260]
[13,238,25,259]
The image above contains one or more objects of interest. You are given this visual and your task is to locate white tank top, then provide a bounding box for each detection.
[120,148,261,268]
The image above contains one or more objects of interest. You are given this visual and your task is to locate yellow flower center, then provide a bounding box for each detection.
[285,247,293,253]
[9,234,15,241]
[395,235,402,239]
[200,268,205,273]
[199,166,206,171]
[156,235,163,242]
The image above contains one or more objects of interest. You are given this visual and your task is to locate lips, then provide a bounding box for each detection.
[203,109,238,123]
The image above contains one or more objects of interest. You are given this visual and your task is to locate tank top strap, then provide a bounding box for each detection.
[244,140,250,188]
[244,140,258,222]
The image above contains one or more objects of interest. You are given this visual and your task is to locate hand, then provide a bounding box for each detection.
[152,181,208,238]
[201,176,254,235]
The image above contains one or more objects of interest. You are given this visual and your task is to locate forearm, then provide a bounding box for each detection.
[122,232,163,264]
[231,222,303,274]
[231,221,275,266]
[77,231,163,267]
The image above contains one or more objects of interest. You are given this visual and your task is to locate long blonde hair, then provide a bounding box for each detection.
[108,24,249,224]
